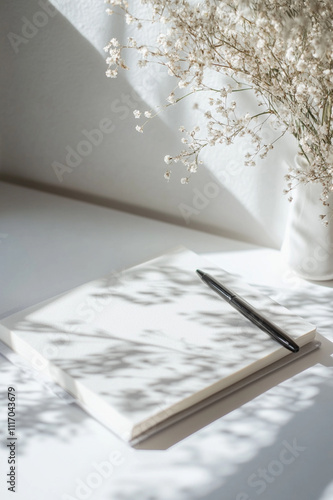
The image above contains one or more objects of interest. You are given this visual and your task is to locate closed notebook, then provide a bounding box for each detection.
[0,248,317,443]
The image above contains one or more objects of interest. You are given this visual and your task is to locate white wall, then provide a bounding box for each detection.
[1,0,298,247]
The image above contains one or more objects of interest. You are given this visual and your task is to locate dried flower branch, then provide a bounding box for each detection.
[105,0,333,216]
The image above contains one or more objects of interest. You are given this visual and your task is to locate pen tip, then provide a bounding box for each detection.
[196,269,204,278]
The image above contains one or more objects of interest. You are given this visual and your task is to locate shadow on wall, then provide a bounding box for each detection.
[1,0,279,247]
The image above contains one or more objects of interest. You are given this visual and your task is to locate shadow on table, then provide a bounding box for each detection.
[134,333,333,450]
[1,264,333,458]
[0,343,89,453]
[134,280,333,449]
[199,375,333,500]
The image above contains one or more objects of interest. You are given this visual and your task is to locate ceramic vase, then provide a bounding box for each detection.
[281,155,333,281]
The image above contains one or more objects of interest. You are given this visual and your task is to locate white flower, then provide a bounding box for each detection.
[125,13,134,24]
[285,47,295,62]
[167,92,176,104]
[105,69,117,78]
[104,0,333,207]
[257,39,265,49]
[135,125,143,133]
[296,59,307,72]
[133,110,141,118]
[175,38,184,50]
[296,83,306,95]
[138,60,148,68]
[164,155,172,164]
[138,46,148,57]
[157,34,166,46]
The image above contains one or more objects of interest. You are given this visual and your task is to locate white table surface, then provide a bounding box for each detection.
[0,181,333,500]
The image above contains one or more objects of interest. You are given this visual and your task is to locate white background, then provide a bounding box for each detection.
[1,0,300,247]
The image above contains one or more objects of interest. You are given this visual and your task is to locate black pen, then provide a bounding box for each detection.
[196,270,299,353]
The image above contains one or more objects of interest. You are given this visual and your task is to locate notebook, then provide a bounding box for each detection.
[0,248,318,443]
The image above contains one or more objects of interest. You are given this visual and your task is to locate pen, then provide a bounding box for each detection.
[196,269,300,353]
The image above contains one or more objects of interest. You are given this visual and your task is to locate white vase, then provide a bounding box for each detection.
[281,155,333,281]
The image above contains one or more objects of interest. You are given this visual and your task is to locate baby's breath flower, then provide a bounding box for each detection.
[106,69,117,78]
[178,80,187,88]
[135,125,143,133]
[133,110,141,118]
[164,155,172,164]
[167,92,176,104]
[125,13,134,24]
[138,46,149,57]
[138,60,148,68]
[105,0,333,206]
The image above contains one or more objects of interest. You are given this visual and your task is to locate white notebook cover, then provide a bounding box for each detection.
[0,248,317,442]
